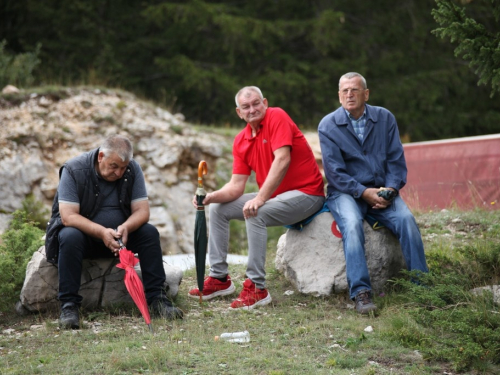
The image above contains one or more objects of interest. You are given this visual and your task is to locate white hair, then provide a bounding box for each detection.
[235,86,264,107]
[100,135,133,162]
[339,72,367,90]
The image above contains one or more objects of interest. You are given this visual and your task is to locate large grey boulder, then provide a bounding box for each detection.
[275,212,406,297]
[16,246,183,315]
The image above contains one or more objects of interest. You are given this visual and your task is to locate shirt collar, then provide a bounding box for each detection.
[244,110,268,140]
[344,108,366,121]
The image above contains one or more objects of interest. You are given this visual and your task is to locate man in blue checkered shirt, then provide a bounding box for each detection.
[318,72,428,315]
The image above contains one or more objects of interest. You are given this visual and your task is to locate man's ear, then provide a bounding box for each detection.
[263,98,268,108]
[236,107,242,119]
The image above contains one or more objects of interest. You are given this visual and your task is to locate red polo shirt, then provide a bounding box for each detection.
[232,107,324,198]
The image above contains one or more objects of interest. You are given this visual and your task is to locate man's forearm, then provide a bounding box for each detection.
[62,213,106,240]
[208,184,243,203]
[204,174,248,204]
[122,210,149,234]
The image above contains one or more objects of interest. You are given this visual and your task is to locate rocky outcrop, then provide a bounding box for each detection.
[0,87,231,255]
[275,212,406,296]
[2,85,20,94]
[470,285,500,306]
[16,246,183,314]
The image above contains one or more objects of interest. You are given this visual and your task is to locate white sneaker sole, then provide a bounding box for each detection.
[188,281,236,301]
[228,292,272,310]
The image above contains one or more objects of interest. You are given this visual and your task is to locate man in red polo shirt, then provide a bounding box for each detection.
[188,86,325,310]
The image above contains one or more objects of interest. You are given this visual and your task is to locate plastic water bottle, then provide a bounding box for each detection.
[215,330,250,343]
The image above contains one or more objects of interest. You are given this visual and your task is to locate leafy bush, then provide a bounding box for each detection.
[21,193,50,230]
[426,240,500,289]
[386,269,500,373]
[0,40,41,89]
[0,210,44,312]
[456,243,500,285]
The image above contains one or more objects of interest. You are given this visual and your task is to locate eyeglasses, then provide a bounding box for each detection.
[340,88,365,95]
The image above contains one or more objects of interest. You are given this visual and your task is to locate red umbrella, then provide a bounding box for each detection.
[115,238,153,332]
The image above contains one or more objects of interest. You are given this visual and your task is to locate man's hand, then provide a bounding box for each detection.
[102,228,122,256]
[191,174,249,209]
[115,225,130,245]
[361,188,392,209]
[377,187,396,202]
[192,193,213,209]
[243,196,265,219]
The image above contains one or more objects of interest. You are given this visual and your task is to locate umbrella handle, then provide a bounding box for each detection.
[115,229,126,250]
[117,238,125,249]
[198,160,208,188]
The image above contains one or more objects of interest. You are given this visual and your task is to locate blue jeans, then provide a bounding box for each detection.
[57,223,166,306]
[326,192,428,300]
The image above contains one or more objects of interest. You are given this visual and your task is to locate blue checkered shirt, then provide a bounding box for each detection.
[346,110,366,142]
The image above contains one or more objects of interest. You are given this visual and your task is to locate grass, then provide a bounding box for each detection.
[0,265,433,375]
[1,213,500,374]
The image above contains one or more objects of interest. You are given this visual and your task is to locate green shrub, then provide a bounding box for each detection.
[456,243,500,285]
[171,125,183,135]
[386,269,500,372]
[0,210,44,312]
[21,193,50,230]
[116,100,126,110]
[0,40,41,89]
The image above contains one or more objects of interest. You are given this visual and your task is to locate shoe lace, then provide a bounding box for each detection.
[62,303,77,312]
[61,305,78,320]
[237,282,254,301]
[356,292,371,305]
[206,276,222,287]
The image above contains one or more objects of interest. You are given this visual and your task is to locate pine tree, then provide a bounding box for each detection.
[432,0,500,95]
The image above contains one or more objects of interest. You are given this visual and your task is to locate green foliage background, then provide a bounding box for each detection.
[0,40,40,88]
[0,211,44,312]
[1,0,499,141]
[433,0,500,97]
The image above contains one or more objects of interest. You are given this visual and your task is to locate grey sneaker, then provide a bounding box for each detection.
[150,298,184,320]
[355,290,377,314]
[59,302,80,329]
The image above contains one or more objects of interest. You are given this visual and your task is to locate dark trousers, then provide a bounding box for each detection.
[57,223,166,306]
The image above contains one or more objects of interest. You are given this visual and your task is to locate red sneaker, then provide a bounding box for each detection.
[229,279,272,310]
[188,276,235,301]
